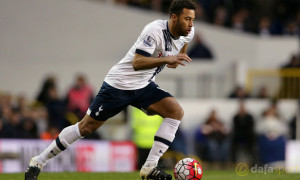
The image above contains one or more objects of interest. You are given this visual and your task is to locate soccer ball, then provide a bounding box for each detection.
[174,158,203,180]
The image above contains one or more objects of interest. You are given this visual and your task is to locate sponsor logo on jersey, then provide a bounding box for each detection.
[143,35,155,47]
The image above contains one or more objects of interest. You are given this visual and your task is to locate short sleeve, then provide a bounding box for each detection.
[135,22,161,57]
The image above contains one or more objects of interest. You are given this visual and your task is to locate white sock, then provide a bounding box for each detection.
[144,118,181,167]
[35,123,83,166]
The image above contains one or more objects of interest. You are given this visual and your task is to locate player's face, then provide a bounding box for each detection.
[175,8,195,37]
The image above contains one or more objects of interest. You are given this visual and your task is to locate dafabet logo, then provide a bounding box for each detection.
[235,163,249,176]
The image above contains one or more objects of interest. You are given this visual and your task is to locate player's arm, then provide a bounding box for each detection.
[132,53,191,71]
[167,43,189,68]
[180,43,189,53]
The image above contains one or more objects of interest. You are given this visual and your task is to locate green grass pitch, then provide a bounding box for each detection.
[2,170,300,180]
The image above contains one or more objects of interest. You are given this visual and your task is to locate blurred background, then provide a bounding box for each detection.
[0,0,300,173]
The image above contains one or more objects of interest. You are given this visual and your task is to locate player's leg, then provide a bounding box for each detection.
[147,96,184,119]
[134,82,183,180]
[25,115,104,180]
[140,97,183,180]
[25,81,129,180]
[35,115,104,165]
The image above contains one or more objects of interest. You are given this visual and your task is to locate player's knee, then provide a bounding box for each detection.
[78,115,104,136]
[78,120,96,136]
[169,107,184,120]
[177,107,184,120]
[79,126,94,136]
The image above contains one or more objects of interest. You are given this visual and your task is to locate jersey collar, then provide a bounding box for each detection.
[167,21,180,40]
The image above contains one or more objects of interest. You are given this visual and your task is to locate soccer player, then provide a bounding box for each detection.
[25,0,196,179]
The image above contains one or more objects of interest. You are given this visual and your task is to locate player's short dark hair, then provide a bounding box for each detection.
[169,0,197,18]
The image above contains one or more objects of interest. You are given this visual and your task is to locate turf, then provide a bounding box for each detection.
[2,170,300,180]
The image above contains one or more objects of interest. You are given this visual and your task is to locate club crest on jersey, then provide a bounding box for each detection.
[95,105,103,116]
[143,35,155,47]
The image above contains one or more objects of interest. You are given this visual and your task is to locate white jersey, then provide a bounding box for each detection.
[104,20,194,90]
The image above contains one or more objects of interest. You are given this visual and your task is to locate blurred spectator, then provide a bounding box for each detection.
[194,2,206,21]
[0,104,38,139]
[283,20,299,36]
[0,93,12,108]
[231,11,245,33]
[194,124,208,161]
[20,117,38,139]
[160,0,172,14]
[257,16,272,38]
[36,76,57,106]
[66,74,94,119]
[278,54,300,98]
[65,74,100,140]
[1,108,23,138]
[281,54,300,68]
[289,115,296,140]
[28,106,48,137]
[113,0,300,36]
[228,85,250,99]
[0,105,13,138]
[231,101,256,164]
[213,6,228,27]
[201,109,230,163]
[40,126,59,140]
[188,33,214,59]
[1,74,96,140]
[256,102,288,164]
[255,86,270,99]
[15,95,30,118]
[257,103,288,140]
[150,0,162,12]
[239,8,257,33]
[289,97,300,139]
[47,86,69,131]
[0,93,13,121]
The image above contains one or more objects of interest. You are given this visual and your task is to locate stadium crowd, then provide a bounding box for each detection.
[1,0,299,169]
[194,99,296,168]
[114,0,300,37]
[0,74,99,140]
[0,73,297,167]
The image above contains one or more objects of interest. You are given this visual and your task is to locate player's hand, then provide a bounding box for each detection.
[167,63,179,68]
[167,53,192,67]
